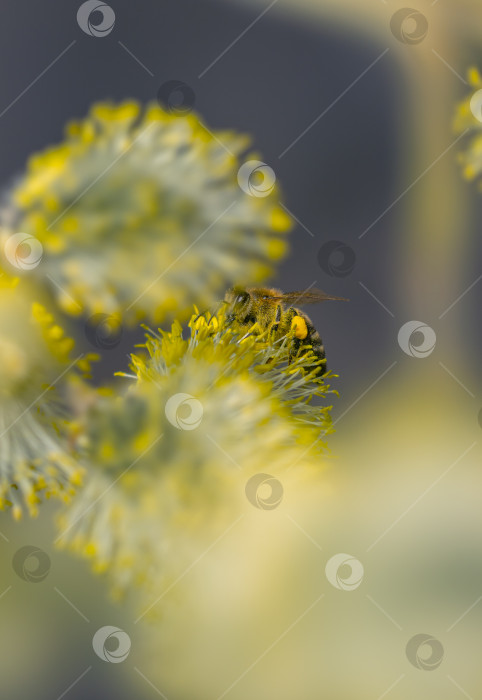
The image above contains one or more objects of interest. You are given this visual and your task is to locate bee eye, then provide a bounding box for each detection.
[235,292,249,305]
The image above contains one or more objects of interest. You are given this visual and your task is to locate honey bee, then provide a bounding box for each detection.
[224,286,347,375]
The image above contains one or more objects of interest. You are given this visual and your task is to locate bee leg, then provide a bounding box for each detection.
[277,307,299,365]
[268,303,283,343]
[288,336,303,365]
[285,307,327,376]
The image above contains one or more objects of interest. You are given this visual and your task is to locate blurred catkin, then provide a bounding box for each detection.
[0,272,94,517]
[7,101,291,324]
[57,310,336,604]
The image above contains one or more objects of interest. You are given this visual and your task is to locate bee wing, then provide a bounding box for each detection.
[268,289,349,305]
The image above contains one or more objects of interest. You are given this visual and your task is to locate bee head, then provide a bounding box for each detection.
[224,287,251,323]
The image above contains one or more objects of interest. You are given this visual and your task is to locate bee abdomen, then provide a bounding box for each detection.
[293,308,327,375]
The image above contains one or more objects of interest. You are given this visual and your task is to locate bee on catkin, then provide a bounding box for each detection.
[224,287,347,375]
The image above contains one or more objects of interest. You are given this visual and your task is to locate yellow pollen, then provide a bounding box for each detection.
[291,315,308,340]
